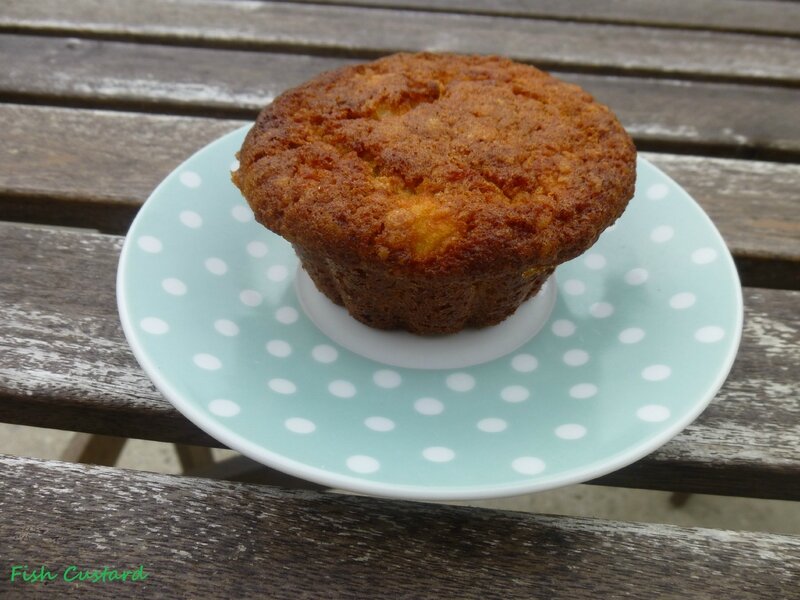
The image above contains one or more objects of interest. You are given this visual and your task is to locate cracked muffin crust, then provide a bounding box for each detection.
[233,52,636,334]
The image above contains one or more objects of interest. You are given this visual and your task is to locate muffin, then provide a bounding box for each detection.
[233,52,636,334]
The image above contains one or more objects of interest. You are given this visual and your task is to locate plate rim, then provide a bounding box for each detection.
[117,125,744,500]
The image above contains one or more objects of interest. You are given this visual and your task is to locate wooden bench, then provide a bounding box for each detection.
[1,1,799,596]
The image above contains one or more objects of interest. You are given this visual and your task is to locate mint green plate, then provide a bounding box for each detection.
[117,126,742,500]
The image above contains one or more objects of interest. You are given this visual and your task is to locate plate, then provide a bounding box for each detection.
[117,125,743,500]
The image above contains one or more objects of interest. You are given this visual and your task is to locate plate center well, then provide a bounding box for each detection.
[295,267,557,370]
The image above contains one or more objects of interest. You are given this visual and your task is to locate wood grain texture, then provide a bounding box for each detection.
[1,222,799,500]
[0,104,797,283]
[646,153,800,265]
[2,35,799,160]
[1,0,799,85]
[0,104,242,232]
[1,454,799,599]
[287,0,800,37]
[0,34,343,119]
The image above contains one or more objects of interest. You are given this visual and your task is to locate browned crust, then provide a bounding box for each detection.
[295,244,554,334]
[233,52,636,277]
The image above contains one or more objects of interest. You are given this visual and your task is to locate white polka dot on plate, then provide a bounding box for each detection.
[477,418,507,433]
[312,344,338,363]
[511,354,538,372]
[247,241,268,258]
[214,319,239,337]
[205,257,227,275]
[284,417,315,434]
[642,365,671,381]
[670,292,696,309]
[651,225,674,243]
[512,457,545,475]
[140,317,169,335]
[501,385,529,403]
[239,289,263,307]
[208,399,240,417]
[570,383,598,399]
[275,306,299,324]
[230,159,240,172]
[346,455,379,474]
[625,268,649,286]
[590,302,614,318]
[232,205,253,222]
[618,327,645,344]
[414,397,444,415]
[329,380,356,398]
[266,339,292,357]
[695,326,725,343]
[551,319,576,337]
[637,404,671,422]
[179,210,202,228]
[137,235,162,253]
[584,254,606,270]
[692,247,718,265]
[269,378,297,394]
[423,447,455,463]
[646,183,669,200]
[162,278,187,296]
[179,171,202,188]
[555,424,587,440]
[373,369,402,389]
[193,353,221,370]
[365,416,395,432]
[563,279,586,295]
[446,372,475,392]
[563,349,589,367]
[267,265,289,282]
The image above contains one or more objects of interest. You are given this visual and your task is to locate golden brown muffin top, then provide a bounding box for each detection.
[234,52,636,275]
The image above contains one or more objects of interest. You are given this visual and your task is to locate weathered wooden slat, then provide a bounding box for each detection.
[2,35,799,160]
[1,454,798,599]
[1,104,797,287]
[1,0,799,85]
[0,34,343,119]
[645,153,800,268]
[1,222,798,500]
[1,105,242,232]
[287,0,800,37]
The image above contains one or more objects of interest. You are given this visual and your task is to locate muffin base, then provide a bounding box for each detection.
[294,245,554,335]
